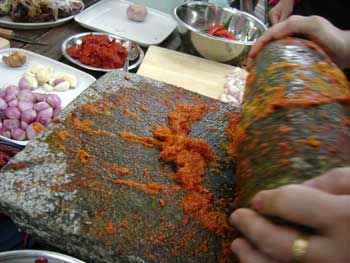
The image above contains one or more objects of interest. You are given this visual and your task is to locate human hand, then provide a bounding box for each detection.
[268,0,294,25]
[249,15,350,69]
[229,167,350,263]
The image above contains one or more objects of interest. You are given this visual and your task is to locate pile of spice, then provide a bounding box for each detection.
[66,34,128,69]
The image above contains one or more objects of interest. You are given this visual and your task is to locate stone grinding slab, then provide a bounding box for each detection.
[0,70,239,263]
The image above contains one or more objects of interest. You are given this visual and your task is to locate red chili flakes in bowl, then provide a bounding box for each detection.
[67,34,128,69]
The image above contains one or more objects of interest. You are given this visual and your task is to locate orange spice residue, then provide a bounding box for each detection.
[304,136,322,147]
[55,131,70,141]
[200,242,209,253]
[72,118,115,137]
[123,109,138,120]
[119,131,160,148]
[80,103,104,115]
[33,122,44,133]
[143,168,150,177]
[78,150,92,164]
[105,223,115,234]
[114,179,166,195]
[159,199,166,207]
[104,162,130,176]
[119,103,233,236]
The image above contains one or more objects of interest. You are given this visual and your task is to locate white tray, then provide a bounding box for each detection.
[74,0,177,46]
[0,48,96,146]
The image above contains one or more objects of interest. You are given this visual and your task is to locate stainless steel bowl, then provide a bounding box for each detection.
[174,1,267,65]
[0,250,85,263]
[62,32,144,72]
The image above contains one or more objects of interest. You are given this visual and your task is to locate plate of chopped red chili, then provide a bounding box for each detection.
[62,32,144,72]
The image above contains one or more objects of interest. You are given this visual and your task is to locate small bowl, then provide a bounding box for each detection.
[174,1,267,65]
[62,32,144,72]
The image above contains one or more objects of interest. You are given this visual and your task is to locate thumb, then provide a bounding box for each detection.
[303,167,350,195]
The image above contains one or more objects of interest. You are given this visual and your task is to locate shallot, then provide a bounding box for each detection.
[0,84,62,141]
[127,4,148,22]
[18,101,33,112]
[11,128,26,140]
[218,67,248,106]
[46,94,61,108]
[5,106,21,119]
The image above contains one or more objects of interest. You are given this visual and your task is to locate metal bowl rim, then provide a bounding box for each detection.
[173,1,267,46]
[0,250,86,263]
[61,32,144,72]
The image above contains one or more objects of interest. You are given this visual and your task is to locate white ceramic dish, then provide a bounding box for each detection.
[62,32,144,72]
[0,48,96,146]
[74,0,177,46]
[0,15,76,30]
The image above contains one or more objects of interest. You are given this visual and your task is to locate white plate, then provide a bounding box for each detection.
[0,48,96,146]
[0,15,75,30]
[74,0,177,46]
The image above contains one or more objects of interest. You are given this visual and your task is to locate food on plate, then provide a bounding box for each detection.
[11,0,58,22]
[21,65,78,92]
[207,24,236,40]
[56,0,83,18]
[127,4,147,22]
[2,51,26,67]
[219,67,248,105]
[0,0,12,16]
[6,0,83,22]
[0,84,62,141]
[0,142,21,168]
[66,34,128,69]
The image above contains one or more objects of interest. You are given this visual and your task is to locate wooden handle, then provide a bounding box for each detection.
[0,28,13,39]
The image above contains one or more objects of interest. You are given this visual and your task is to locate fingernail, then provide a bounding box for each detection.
[229,212,239,226]
[252,193,264,211]
[231,240,239,253]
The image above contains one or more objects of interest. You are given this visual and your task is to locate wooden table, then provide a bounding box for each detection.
[8,0,181,79]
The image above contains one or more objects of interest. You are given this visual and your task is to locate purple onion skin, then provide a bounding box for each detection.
[0,130,11,138]
[4,94,16,102]
[18,77,31,90]
[11,128,26,140]
[34,93,47,102]
[0,98,7,110]
[26,122,44,140]
[18,101,33,112]
[17,90,35,102]
[3,119,20,130]
[33,102,50,112]
[8,99,18,107]
[5,85,19,97]
[0,89,5,98]
[36,107,53,126]
[21,109,37,123]
[20,120,28,130]
[53,79,65,86]
[46,94,61,109]
[53,105,62,118]
[5,106,21,119]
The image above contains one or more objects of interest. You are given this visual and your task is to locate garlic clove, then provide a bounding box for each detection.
[42,83,54,92]
[31,65,45,74]
[53,80,70,91]
[61,74,78,88]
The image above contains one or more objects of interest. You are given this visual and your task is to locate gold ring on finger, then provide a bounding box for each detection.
[292,234,309,263]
